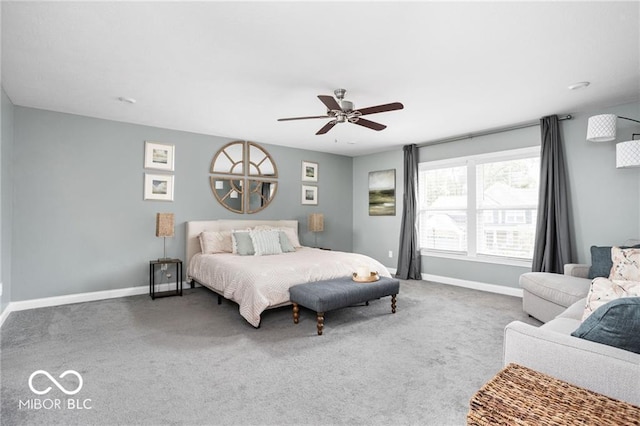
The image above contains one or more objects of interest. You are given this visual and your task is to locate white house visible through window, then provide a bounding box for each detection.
[418,147,540,264]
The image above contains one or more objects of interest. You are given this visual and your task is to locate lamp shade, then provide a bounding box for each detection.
[156,213,175,237]
[616,140,640,168]
[586,114,617,142]
[308,213,324,232]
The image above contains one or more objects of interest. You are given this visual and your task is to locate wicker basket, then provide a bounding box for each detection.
[467,363,640,425]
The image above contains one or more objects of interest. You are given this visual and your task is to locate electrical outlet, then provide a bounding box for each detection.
[161,263,168,271]
[388,250,393,258]
[0,282,3,297]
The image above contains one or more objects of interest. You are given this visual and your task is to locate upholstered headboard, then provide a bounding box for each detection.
[185,219,299,267]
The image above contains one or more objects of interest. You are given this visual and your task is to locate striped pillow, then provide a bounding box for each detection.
[249,229,283,256]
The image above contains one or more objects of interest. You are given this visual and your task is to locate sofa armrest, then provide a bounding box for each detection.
[564,263,590,279]
[503,321,640,406]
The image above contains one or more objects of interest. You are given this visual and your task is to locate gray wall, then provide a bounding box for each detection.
[353,100,640,289]
[1,89,14,313]
[9,106,352,301]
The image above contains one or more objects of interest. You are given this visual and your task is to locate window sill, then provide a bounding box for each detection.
[420,249,532,268]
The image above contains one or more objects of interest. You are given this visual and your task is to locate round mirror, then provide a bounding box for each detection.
[209,141,278,214]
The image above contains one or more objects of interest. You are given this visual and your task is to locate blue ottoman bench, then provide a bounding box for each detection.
[289,276,400,335]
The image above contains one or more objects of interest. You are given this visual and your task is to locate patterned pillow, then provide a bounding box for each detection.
[232,231,255,256]
[249,229,283,256]
[199,231,233,254]
[253,225,301,248]
[582,247,640,320]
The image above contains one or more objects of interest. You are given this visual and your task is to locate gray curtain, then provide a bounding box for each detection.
[396,144,421,279]
[532,115,572,273]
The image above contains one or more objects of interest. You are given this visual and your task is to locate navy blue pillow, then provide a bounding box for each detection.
[571,297,640,354]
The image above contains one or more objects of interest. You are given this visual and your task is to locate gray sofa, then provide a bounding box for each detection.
[505,264,640,406]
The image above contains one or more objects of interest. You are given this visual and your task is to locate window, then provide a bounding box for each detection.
[418,147,539,263]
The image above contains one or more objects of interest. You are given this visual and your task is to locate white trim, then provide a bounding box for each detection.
[421,273,523,298]
[0,282,183,328]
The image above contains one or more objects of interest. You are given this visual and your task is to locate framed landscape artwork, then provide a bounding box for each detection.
[302,161,318,182]
[144,141,175,171]
[368,169,395,216]
[301,184,318,205]
[144,173,174,201]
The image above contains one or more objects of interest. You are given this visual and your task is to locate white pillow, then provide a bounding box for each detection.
[249,229,283,256]
[199,231,233,254]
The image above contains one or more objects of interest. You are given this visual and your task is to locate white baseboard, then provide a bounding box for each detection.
[0,282,184,328]
[421,273,523,298]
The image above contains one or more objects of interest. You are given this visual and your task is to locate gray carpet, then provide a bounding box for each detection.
[1,280,539,425]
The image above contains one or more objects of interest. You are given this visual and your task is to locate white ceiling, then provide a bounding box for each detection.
[2,1,639,157]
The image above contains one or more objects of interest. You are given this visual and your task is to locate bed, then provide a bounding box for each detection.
[186,219,392,327]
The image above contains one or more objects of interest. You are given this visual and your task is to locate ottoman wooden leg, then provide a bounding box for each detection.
[293,303,299,324]
[316,312,324,335]
[391,294,397,313]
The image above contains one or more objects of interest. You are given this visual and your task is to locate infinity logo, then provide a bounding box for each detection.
[28,370,83,396]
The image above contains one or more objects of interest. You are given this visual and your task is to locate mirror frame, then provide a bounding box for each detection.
[209,141,278,214]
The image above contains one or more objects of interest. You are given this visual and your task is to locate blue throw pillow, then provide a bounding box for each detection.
[232,231,255,256]
[571,297,640,354]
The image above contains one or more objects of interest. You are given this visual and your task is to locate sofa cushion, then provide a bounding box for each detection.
[557,298,587,321]
[572,297,640,354]
[520,272,590,308]
[541,317,582,335]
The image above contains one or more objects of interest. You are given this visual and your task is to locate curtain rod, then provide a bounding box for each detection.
[417,114,572,147]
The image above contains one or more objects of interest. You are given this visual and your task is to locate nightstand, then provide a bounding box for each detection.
[149,258,183,300]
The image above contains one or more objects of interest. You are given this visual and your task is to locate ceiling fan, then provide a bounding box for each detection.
[277,89,404,135]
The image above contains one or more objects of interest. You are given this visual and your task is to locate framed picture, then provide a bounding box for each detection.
[144,141,175,171]
[144,173,174,201]
[369,169,396,216]
[302,161,318,182]
[301,185,318,205]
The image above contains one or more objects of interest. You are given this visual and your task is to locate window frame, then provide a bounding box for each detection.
[418,146,540,267]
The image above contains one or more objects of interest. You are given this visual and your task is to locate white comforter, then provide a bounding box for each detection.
[188,247,392,327]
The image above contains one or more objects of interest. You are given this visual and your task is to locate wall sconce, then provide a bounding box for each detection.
[586,114,640,142]
[156,213,175,260]
[308,213,324,248]
[616,135,640,168]
[586,114,640,168]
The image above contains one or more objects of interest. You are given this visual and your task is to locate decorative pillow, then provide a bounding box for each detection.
[249,229,282,256]
[232,231,255,256]
[588,246,614,279]
[582,277,640,321]
[610,247,640,281]
[572,297,640,354]
[279,227,301,248]
[588,244,640,279]
[199,231,233,254]
[279,231,296,253]
[253,225,301,248]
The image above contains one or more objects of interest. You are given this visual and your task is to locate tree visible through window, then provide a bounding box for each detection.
[418,147,539,261]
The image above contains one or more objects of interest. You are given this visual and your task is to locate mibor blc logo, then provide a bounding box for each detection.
[19,370,92,410]
[28,370,83,395]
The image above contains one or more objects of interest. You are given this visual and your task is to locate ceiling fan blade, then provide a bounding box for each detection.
[352,118,387,131]
[316,121,337,135]
[277,115,330,121]
[357,102,404,116]
[318,95,342,111]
